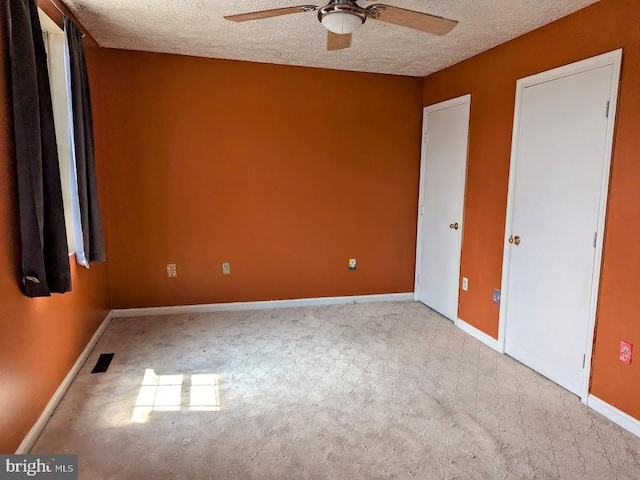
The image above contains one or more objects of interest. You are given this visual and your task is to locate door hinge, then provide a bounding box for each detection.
[424,133,429,143]
[593,231,597,248]
[417,273,421,284]
[582,354,586,369]
[605,100,610,118]
[420,204,424,215]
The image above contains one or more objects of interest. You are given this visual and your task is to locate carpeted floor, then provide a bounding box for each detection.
[32,301,640,479]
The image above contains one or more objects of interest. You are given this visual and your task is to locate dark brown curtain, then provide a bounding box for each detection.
[65,16,105,263]
[6,0,71,296]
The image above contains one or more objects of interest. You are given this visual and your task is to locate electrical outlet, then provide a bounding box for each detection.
[493,289,501,305]
[620,341,633,364]
[462,277,468,291]
[167,264,177,278]
[222,262,231,275]
[348,258,356,270]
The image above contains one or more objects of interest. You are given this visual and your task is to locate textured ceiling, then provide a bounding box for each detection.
[64,0,599,77]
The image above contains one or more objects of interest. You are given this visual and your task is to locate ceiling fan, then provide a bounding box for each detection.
[224,0,458,51]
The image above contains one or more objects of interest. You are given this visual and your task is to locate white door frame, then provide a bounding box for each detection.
[414,94,471,304]
[497,49,623,403]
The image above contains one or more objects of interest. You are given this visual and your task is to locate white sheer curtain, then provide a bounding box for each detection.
[63,28,88,268]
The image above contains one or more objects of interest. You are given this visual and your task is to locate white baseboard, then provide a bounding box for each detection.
[110,292,415,318]
[455,317,501,352]
[588,395,640,438]
[15,311,113,454]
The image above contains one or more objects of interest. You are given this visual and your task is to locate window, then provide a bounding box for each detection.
[39,8,76,256]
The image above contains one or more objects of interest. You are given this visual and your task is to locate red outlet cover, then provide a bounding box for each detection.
[620,341,632,364]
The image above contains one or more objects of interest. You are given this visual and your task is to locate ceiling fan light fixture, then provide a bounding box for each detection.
[321,11,364,34]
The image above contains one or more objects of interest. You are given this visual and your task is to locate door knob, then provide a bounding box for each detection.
[450,223,459,230]
[508,236,514,244]
[508,235,521,245]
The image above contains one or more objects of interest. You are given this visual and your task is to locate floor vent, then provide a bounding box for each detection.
[91,353,115,374]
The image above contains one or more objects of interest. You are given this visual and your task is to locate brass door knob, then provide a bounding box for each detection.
[508,236,514,244]
[514,236,521,245]
[450,223,459,230]
[450,224,454,229]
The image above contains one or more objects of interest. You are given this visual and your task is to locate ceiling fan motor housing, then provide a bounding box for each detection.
[319,0,367,34]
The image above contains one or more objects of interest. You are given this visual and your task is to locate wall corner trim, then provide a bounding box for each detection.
[587,395,640,438]
[15,311,114,454]
[110,293,415,318]
[455,317,502,353]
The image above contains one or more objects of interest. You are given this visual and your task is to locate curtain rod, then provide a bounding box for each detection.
[50,0,86,37]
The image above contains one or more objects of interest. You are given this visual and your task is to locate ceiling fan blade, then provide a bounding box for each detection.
[367,5,457,36]
[327,31,352,51]
[224,5,318,23]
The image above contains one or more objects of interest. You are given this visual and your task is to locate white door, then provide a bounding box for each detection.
[415,95,470,321]
[503,54,620,396]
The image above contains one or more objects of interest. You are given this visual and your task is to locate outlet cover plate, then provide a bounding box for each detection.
[620,341,632,364]
[348,259,356,270]
[167,264,177,277]
[493,289,501,305]
[222,262,231,275]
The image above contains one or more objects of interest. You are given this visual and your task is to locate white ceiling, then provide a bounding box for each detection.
[64,0,599,77]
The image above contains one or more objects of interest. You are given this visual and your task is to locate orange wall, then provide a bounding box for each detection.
[423,0,640,419]
[99,51,424,308]
[0,6,110,453]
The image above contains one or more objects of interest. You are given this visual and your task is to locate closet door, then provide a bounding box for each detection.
[502,53,620,396]
[415,95,470,321]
